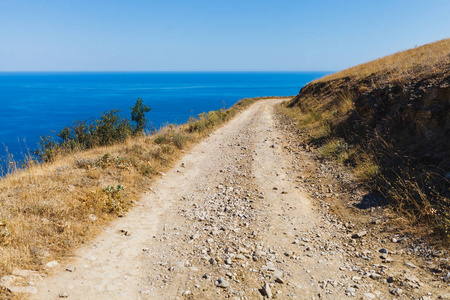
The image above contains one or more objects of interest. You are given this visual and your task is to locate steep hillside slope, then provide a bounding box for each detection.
[285,39,450,239]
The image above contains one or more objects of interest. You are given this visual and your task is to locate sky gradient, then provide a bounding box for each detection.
[1,0,449,72]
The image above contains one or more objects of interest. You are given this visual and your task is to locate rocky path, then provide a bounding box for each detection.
[30,99,449,299]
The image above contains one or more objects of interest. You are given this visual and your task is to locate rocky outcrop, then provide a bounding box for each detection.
[346,74,449,172]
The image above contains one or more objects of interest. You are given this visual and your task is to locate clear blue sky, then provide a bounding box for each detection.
[1,0,449,72]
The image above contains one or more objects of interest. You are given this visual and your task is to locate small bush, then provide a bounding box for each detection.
[320,139,350,159]
[154,135,167,144]
[103,185,127,214]
[172,133,189,149]
[160,145,173,154]
[140,164,155,177]
[94,153,111,169]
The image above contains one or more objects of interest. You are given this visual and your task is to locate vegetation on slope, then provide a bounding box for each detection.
[281,38,450,241]
[34,98,152,162]
[318,38,450,82]
[0,96,272,284]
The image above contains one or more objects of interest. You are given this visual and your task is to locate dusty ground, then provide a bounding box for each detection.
[6,99,449,299]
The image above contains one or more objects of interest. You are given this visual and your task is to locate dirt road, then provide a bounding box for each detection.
[33,99,449,299]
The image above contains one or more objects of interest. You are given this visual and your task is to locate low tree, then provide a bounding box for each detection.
[131,98,151,134]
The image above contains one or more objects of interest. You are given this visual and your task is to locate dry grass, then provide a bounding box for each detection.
[279,100,450,243]
[279,104,379,181]
[282,38,450,243]
[0,96,277,292]
[317,38,450,82]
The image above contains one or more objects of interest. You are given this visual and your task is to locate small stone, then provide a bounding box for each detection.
[352,231,367,239]
[45,261,58,268]
[262,282,273,298]
[209,258,217,265]
[235,254,245,260]
[390,288,403,296]
[65,266,75,272]
[364,293,376,299]
[59,292,69,298]
[273,269,283,280]
[284,251,293,257]
[215,277,230,289]
[379,248,388,254]
[119,229,131,236]
[275,277,285,284]
[182,290,191,296]
[387,276,395,283]
[370,273,382,280]
[238,247,250,254]
[404,262,417,268]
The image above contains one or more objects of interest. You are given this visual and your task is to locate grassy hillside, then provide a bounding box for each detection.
[318,38,450,82]
[282,38,450,241]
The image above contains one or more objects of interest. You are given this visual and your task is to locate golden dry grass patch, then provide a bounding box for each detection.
[317,38,450,82]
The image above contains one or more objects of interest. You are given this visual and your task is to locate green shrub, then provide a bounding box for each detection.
[172,133,188,149]
[34,99,151,161]
[140,164,154,176]
[154,135,167,144]
[34,135,58,162]
[131,97,151,134]
[103,185,127,214]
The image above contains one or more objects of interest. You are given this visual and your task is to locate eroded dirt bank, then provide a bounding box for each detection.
[23,99,450,299]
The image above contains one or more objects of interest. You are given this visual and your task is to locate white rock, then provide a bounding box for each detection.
[390,288,403,296]
[404,262,417,268]
[65,266,75,272]
[45,261,58,268]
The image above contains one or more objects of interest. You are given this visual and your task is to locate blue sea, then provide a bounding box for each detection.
[0,72,328,170]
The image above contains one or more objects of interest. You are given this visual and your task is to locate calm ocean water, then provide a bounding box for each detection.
[0,72,328,169]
